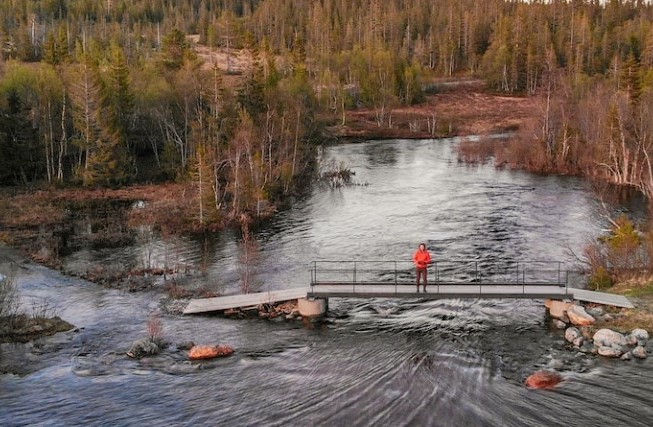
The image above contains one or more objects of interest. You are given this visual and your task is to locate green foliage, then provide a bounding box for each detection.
[586,215,647,289]
[6,0,653,227]
[605,215,641,251]
[0,67,41,183]
[160,141,181,180]
[161,29,191,70]
[588,266,613,291]
[102,44,134,143]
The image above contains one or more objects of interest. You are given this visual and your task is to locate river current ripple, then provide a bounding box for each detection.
[2,138,653,426]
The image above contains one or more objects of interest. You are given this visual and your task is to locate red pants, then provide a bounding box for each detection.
[416,267,428,285]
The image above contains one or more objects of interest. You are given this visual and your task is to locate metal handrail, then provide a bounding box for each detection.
[309,260,569,292]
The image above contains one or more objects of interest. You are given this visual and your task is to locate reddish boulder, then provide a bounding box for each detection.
[567,305,595,326]
[525,371,563,389]
[188,344,235,360]
[545,300,572,321]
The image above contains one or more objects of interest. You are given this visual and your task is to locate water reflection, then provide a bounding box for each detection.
[363,141,398,166]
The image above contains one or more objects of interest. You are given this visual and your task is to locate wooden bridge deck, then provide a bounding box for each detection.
[183,287,310,314]
[572,288,634,308]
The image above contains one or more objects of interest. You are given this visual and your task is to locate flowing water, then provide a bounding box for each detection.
[2,138,653,426]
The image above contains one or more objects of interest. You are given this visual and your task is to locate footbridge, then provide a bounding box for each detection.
[183,260,634,315]
[308,260,573,299]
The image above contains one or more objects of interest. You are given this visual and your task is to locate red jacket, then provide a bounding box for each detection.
[413,249,432,269]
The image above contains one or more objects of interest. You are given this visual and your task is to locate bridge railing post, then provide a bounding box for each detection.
[353,261,356,294]
[394,261,397,294]
[435,261,439,294]
[311,261,315,294]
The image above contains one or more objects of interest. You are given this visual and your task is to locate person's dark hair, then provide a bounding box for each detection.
[419,243,426,249]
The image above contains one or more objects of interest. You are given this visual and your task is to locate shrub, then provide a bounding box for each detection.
[584,214,652,288]
[0,272,19,318]
[319,160,356,188]
[588,266,613,291]
[147,313,163,344]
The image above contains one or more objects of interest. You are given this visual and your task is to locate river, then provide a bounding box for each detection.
[1,138,652,426]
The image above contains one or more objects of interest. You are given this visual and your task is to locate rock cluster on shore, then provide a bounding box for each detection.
[546,300,649,360]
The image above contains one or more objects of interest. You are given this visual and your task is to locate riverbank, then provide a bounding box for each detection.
[600,281,653,331]
[0,314,74,344]
[0,183,203,262]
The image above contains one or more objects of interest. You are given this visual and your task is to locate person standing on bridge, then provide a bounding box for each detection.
[413,243,432,293]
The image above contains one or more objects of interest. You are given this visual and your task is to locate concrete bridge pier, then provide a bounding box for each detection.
[298,297,328,318]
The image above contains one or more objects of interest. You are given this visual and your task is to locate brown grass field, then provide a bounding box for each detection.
[332,79,540,140]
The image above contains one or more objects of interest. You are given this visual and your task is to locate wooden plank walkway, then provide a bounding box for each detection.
[183,287,310,314]
[572,288,634,308]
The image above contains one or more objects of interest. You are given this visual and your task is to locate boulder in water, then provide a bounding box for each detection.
[567,305,595,326]
[593,329,627,348]
[552,319,567,329]
[628,329,649,346]
[545,300,571,321]
[598,346,623,358]
[632,346,648,359]
[565,327,580,343]
[525,371,563,389]
[188,344,235,360]
[177,341,195,351]
[127,338,160,359]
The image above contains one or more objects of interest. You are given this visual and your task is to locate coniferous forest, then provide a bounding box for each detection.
[3,0,653,223]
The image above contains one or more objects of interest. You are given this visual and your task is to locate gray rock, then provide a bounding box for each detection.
[127,338,160,359]
[593,328,628,347]
[601,313,614,322]
[587,307,605,318]
[633,346,648,359]
[621,352,632,361]
[565,327,581,343]
[629,329,649,346]
[553,319,567,329]
[598,346,623,358]
[573,337,584,347]
[579,342,595,354]
[177,341,195,351]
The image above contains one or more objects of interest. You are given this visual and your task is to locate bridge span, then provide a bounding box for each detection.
[183,260,634,315]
